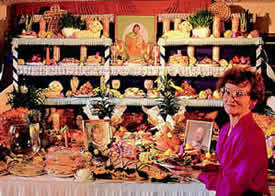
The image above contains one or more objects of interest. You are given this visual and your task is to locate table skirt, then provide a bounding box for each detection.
[0,175,216,196]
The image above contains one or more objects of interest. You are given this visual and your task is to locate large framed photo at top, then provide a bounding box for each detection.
[116,15,156,44]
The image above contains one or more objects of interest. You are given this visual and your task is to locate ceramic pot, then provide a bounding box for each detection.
[192,27,210,38]
[62,28,80,38]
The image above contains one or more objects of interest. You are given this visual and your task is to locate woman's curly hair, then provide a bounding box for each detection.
[217,67,265,103]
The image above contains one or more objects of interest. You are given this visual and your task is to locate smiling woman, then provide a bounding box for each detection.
[169,67,270,196]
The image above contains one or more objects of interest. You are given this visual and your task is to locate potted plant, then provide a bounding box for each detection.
[188,9,213,38]
[8,85,45,109]
[155,71,179,121]
[93,84,114,120]
[59,13,85,38]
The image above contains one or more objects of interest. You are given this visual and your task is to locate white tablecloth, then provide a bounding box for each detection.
[0,175,216,196]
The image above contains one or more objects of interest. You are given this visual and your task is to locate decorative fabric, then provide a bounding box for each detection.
[44,97,223,107]
[12,38,112,46]
[0,175,216,196]
[12,0,211,16]
[16,65,228,77]
[157,37,264,46]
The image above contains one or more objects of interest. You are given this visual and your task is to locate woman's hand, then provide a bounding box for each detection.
[168,166,201,179]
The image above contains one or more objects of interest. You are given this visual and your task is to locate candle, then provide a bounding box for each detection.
[46,47,50,65]
[232,16,240,33]
[53,46,60,62]
[212,46,220,63]
[102,17,110,38]
[163,18,170,34]
[213,16,221,38]
[187,46,195,57]
[83,122,88,151]
[153,45,159,66]
[39,18,46,32]
[64,129,69,148]
[80,46,87,60]
[174,18,181,31]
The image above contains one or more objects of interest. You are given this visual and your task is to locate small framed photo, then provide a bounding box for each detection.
[184,120,214,152]
[82,119,112,151]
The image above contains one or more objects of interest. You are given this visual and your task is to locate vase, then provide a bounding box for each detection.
[9,123,40,158]
[192,27,210,38]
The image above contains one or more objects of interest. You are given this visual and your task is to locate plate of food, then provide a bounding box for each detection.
[58,63,79,66]
[155,161,175,169]
[26,62,44,66]
[0,171,8,176]
[18,35,37,38]
[73,94,92,98]
[177,95,198,99]
[8,162,45,177]
[0,161,8,176]
[47,170,74,178]
[45,150,91,178]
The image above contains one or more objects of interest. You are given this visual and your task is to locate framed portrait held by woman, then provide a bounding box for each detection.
[184,120,214,152]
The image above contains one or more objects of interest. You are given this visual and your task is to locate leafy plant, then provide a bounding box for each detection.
[7,85,45,109]
[188,9,213,28]
[59,13,85,29]
[26,109,41,125]
[156,71,179,121]
[94,85,114,119]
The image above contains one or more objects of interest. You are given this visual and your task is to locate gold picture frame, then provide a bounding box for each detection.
[82,119,112,151]
[184,120,214,152]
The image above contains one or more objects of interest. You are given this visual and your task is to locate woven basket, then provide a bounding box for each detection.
[209,2,231,21]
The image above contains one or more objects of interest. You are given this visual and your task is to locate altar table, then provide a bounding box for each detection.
[0,175,216,196]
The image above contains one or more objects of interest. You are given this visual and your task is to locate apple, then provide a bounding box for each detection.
[208,95,214,99]
[232,56,240,64]
[240,56,247,64]
[36,57,42,62]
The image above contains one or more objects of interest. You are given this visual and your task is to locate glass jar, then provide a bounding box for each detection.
[9,123,40,157]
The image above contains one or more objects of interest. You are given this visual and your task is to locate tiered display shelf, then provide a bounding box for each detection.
[12,37,263,108]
